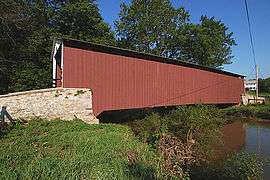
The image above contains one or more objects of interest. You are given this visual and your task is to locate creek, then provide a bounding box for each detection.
[220,121,270,179]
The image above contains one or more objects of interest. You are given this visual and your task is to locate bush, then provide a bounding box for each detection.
[223,104,270,120]
[127,105,267,179]
[223,106,257,118]
[127,105,269,179]
[165,105,223,159]
[128,105,224,161]
[127,112,167,148]
[222,152,265,179]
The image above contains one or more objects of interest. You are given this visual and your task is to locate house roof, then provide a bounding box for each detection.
[58,37,245,78]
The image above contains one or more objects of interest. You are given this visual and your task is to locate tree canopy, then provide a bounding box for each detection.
[259,77,270,93]
[115,0,189,57]
[115,0,236,68]
[0,0,115,94]
[52,0,114,44]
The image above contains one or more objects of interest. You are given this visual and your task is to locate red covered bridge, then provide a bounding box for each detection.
[52,38,244,116]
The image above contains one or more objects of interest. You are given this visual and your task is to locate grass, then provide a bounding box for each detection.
[0,119,170,180]
[1,105,268,179]
[189,152,265,180]
[222,104,270,120]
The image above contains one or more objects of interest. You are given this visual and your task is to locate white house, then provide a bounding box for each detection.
[244,79,257,91]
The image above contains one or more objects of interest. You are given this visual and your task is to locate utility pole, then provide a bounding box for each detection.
[256,65,259,102]
[255,65,261,155]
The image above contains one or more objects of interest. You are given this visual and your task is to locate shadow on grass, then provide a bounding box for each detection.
[128,163,156,180]
[0,123,13,138]
[98,106,177,124]
[0,121,22,139]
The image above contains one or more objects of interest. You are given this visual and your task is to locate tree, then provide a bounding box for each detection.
[0,0,115,94]
[115,0,189,57]
[259,77,270,93]
[0,0,35,93]
[52,0,115,45]
[176,16,236,68]
[115,0,236,68]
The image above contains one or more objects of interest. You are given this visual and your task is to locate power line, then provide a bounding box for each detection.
[259,71,268,79]
[244,0,257,66]
[246,66,256,79]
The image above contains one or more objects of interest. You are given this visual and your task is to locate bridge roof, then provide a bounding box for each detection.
[57,37,245,78]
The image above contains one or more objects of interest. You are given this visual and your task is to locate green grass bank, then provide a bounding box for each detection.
[222,104,270,121]
[1,104,268,179]
[0,119,172,180]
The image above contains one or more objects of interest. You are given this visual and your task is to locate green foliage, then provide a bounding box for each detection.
[0,70,8,93]
[127,105,267,179]
[162,105,223,160]
[128,105,223,159]
[53,0,115,45]
[177,16,236,68]
[115,0,189,57]
[223,104,270,120]
[222,152,265,180]
[115,0,236,68]
[0,0,38,93]
[259,77,270,93]
[0,119,174,179]
[190,152,265,180]
[0,0,115,94]
[128,112,167,148]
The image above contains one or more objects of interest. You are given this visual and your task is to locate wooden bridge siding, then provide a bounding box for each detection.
[56,64,62,87]
[63,46,244,116]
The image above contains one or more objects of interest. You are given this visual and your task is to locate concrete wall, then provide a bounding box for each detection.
[0,88,98,124]
[241,94,265,105]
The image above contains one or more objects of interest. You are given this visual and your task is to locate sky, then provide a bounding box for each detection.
[98,0,270,79]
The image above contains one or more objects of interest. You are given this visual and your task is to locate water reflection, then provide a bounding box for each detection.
[220,121,270,179]
[244,122,270,180]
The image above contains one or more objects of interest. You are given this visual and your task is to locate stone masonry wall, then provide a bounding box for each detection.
[0,88,98,124]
